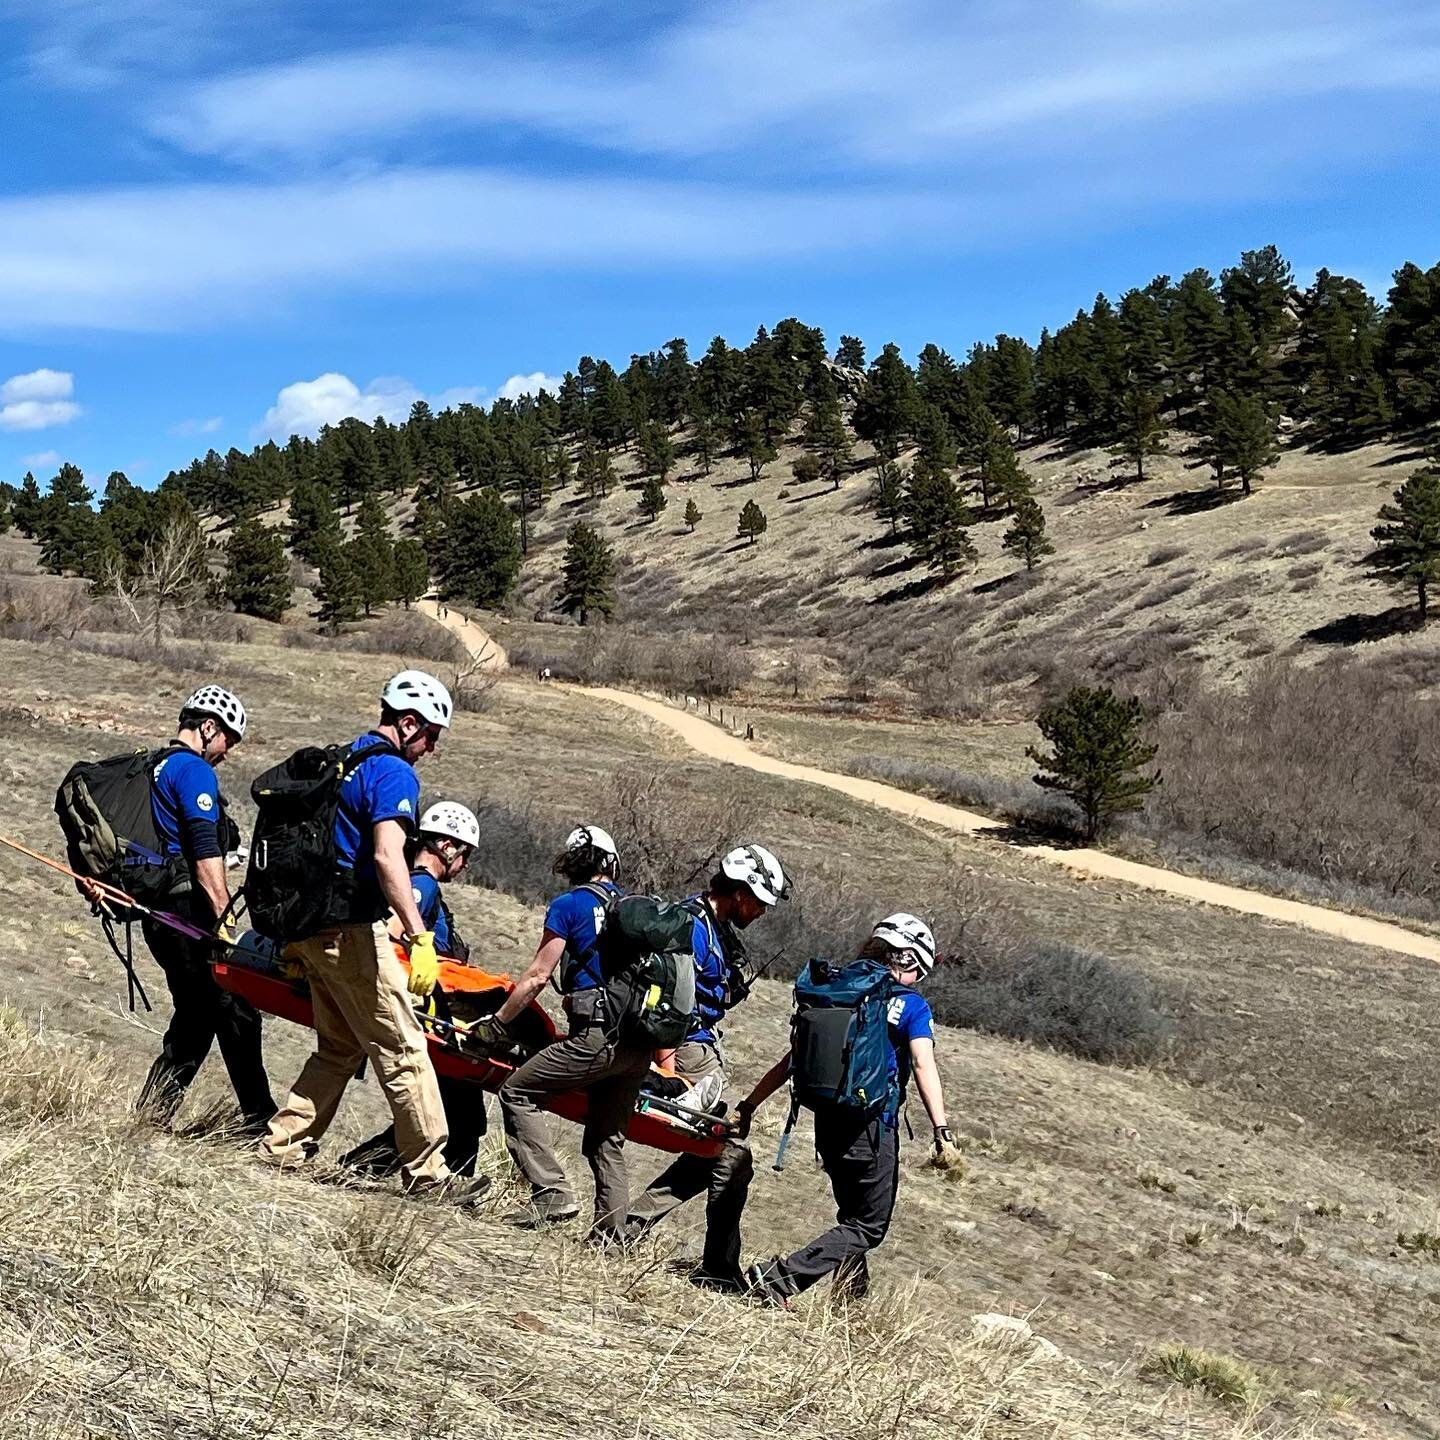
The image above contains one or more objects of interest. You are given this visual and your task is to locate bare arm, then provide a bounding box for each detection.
[741,1052,793,1112]
[494,932,566,1025]
[374,820,425,939]
[192,856,232,928]
[908,1036,948,1132]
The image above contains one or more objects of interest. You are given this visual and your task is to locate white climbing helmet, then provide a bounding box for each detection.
[381,669,453,729]
[720,843,786,906]
[870,912,937,974]
[181,685,247,741]
[419,801,480,850]
[564,823,618,860]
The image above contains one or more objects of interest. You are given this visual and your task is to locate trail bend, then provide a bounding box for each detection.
[423,607,1440,965]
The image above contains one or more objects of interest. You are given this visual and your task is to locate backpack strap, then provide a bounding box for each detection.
[334,737,407,832]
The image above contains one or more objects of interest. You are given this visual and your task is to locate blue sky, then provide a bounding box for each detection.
[2,0,1437,487]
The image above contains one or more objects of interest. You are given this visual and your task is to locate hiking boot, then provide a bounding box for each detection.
[744,1258,796,1309]
[405,1173,493,1209]
[688,1266,747,1295]
[507,1189,580,1228]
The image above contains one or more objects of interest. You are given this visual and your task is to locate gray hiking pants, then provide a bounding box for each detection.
[772,1111,900,1298]
[628,1039,755,1279]
[499,992,651,1235]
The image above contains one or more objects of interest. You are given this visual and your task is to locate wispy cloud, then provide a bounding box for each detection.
[148,1,1440,169]
[1,369,82,430]
[18,449,63,470]
[497,372,562,401]
[0,169,958,332]
[171,415,224,436]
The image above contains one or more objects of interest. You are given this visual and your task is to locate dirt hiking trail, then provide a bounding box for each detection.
[418,597,509,670]
[424,606,1440,965]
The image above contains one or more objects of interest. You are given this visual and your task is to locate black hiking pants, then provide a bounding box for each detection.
[342,1073,489,1178]
[136,902,275,1127]
[773,1112,900,1298]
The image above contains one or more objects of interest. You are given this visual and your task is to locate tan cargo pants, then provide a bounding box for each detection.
[500,992,651,1234]
[259,921,450,1187]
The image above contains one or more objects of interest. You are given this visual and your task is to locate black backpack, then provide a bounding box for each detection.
[55,746,192,919]
[597,894,702,1049]
[244,738,402,942]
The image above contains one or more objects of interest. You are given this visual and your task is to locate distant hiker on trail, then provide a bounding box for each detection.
[625,843,788,1292]
[479,824,627,1230]
[257,670,490,1206]
[738,913,952,1305]
[127,686,276,1134]
[341,800,486,1178]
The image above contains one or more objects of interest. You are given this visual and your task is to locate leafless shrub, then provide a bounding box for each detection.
[1217,538,1267,559]
[0,579,93,640]
[1145,545,1187,568]
[1199,575,1250,604]
[449,644,500,713]
[1277,529,1328,556]
[1287,560,1324,581]
[96,516,209,645]
[340,611,467,664]
[1134,573,1196,609]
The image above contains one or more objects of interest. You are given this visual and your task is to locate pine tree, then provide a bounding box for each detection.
[690,402,720,476]
[346,534,393,616]
[391,538,429,608]
[872,459,905,536]
[989,334,1037,436]
[11,472,40,536]
[287,478,342,564]
[684,498,702,532]
[792,453,822,489]
[1368,465,1440,623]
[441,489,521,607]
[740,412,777,481]
[578,440,615,501]
[36,464,97,574]
[315,546,362,633]
[988,436,1034,513]
[1027,686,1159,841]
[1293,270,1388,444]
[223,518,291,621]
[640,423,675,481]
[835,335,866,371]
[1206,392,1279,496]
[559,521,616,625]
[1167,268,1228,410]
[1107,385,1168,483]
[1002,494,1054,571]
[803,374,852,488]
[0,489,11,536]
[853,343,918,459]
[638,474,667,523]
[1379,261,1440,432]
[905,461,975,580]
[737,499,768,545]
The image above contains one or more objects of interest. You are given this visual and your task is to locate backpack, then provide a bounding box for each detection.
[597,893,701,1049]
[774,958,900,1171]
[244,738,402,942]
[54,747,192,919]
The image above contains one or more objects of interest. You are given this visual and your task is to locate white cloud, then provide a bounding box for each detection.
[171,415,223,435]
[0,368,81,430]
[18,449,62,469]
[497,372,562,401]
[255,370,565,439]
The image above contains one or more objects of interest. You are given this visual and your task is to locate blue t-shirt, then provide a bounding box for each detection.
[686,903,730,1045]
[409,870,450,954]
[884,988,935,1124]
[334,735,420,907]
[543,880,621,993]
[150,746,222,859]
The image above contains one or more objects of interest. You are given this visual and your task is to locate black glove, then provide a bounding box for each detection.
[933,1125,954,1153]
[470,1014,512,1051]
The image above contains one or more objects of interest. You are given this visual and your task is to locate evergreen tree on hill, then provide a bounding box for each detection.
[1220,246,1297,407]
[1167,268,1228,414]
[286,480,342,564]
[1294,270,1388,445]
[740,412,778,481]
[36,464,97,575]
[835,335,866,371]
[1379,261,1440,432]
[905,460,975,580]
[639,474,667,523]
[224,518,291,622]
[1107,384,1169,484]
[872,459,904,536]
[391,538,429,609]
[355,490,392,546]
[640,423,675,482]
[591,361,631,451]
[315,545,362,634]
[791,453,822,489]
[658,338,694,428]
[1369,465,1440,623]
[0,488,11,536]
[559,521,616,625]
[578,440,615,501]
[737,499,768,545]
[853,343,919,460]
[684,498,702,532]
[1204,391,1279,495]
[690,401,720,476]
[802,373,852,488]
[696,337,744,431]
[988,334,1037,437]
[11,472,41,536]
[742,326,802,444]
[1002,494,1054,572]
[441,489,521,608]
[988,434,1034,513]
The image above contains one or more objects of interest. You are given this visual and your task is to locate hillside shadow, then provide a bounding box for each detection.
[869,553,920,581]
[716,473,759,489]
[1376,446,1432,468]
[860,530,906,551]
[869,572,946,605]
[1144,486,1246,517]
[1303,606,1419,646]
[972,570,1031,597]
[784,488,835,505]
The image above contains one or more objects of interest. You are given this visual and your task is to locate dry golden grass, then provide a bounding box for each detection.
[0,618,1434,1437]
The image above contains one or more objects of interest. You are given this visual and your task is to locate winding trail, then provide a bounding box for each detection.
[417,597,508,670]
[424,605,1440,965]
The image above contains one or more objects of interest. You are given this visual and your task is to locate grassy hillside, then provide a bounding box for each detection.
[0,623,1437,1435]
